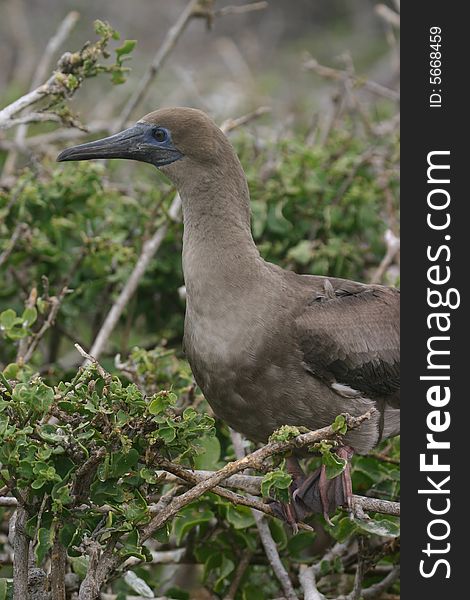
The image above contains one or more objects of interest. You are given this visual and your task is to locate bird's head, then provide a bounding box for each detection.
[57,107,234,184]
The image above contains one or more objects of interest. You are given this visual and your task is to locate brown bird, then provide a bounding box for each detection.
[57,108,400,524]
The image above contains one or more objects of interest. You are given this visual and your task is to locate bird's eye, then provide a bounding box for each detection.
[153,128,168,142]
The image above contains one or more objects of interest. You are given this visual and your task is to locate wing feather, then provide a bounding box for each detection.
[295,281,400,405]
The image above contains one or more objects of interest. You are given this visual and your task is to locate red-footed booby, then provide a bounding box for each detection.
[57,107,400,524]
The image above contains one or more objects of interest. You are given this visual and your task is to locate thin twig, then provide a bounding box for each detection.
[224,550,254,600]
[230,431,298,600]
[375,4,400,28]
[0,223,29,268]
[370,229,400,284]
[12,508,29,600]
[361,565,400,598]
[220,105,271,132]
[20,285,70,363]
[303,56,399,101]
[339,550,364,600]
[116,0,200,130]
[74,345,112,383]
[158,459,314,531]
[2,112,63,128]
[154,468,400,517]
[256,514,298,600]
[298,565,326,600]
[214,2,269,17]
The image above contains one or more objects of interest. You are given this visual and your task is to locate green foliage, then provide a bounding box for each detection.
[261,465,292,503]
[0,360,215,563]
[239,125,399,281]
[269,424,301,442]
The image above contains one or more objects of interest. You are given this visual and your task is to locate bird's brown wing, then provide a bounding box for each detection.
[295,281,400,404]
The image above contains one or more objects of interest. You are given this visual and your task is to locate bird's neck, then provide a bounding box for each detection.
[179,161,261,291]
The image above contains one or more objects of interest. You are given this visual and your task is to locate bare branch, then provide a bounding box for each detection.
[370,229,400,284]
[230,429,298,600]
[303,56,399,101]
[220,105,271,132]
[158,458,314,531]
[141,411,375,543]
[362,565,400,598]
[0,81,54,127]
[12,508,29,600]
[338,550,364,600]
[32,12,81,90]
[0,223,29,268]
[19,285,70,363]
[375,4,400,28]
[50,537,67,600]
[299,565,326,600]
[3,11,80,173]
[224,550,254,600]
[116,0,200,129]
[214,2,269,17]
[256,513,298,600]
[2,112,63,129]
[155,469,400,517]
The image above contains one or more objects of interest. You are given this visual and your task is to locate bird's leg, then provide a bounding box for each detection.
[338,446,354,513]
[269,456,306,533]
[269,446,355,529]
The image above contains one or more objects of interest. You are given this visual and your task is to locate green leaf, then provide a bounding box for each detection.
[287,530,317,558]
[22,307,37,327]
[225,505,256,530]
[214,555,235,592]
[0,309,16,329]
[3,363,19,379]
[194,434,221,469]
[59,522,78,548]
[327,515,358,542]
[120,530,146,560]
[157,425,176,443]
[90,479,124,505]
[116,40,136,60]
[148,392,176,415]
[70,556,89,578]
[35,527,53,564]
[269,424,301,443]
[261,468,292,502]
[0,578,9,600]
[109,448,139,477]
[354,516,400,538]
[323,450,347,480]
[332,415,348,435]
[173,507,214,545]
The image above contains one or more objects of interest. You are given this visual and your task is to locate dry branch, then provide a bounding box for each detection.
[231,429,298,600]
[153,469,400,517]
[12,508,29,600]
[4,11,80,174]
[361,565,400,598]
[370,229,400,284]
[141,411,375,542]
[303,56,399,102]
[116,0,200,130]
[299,565,326,600]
